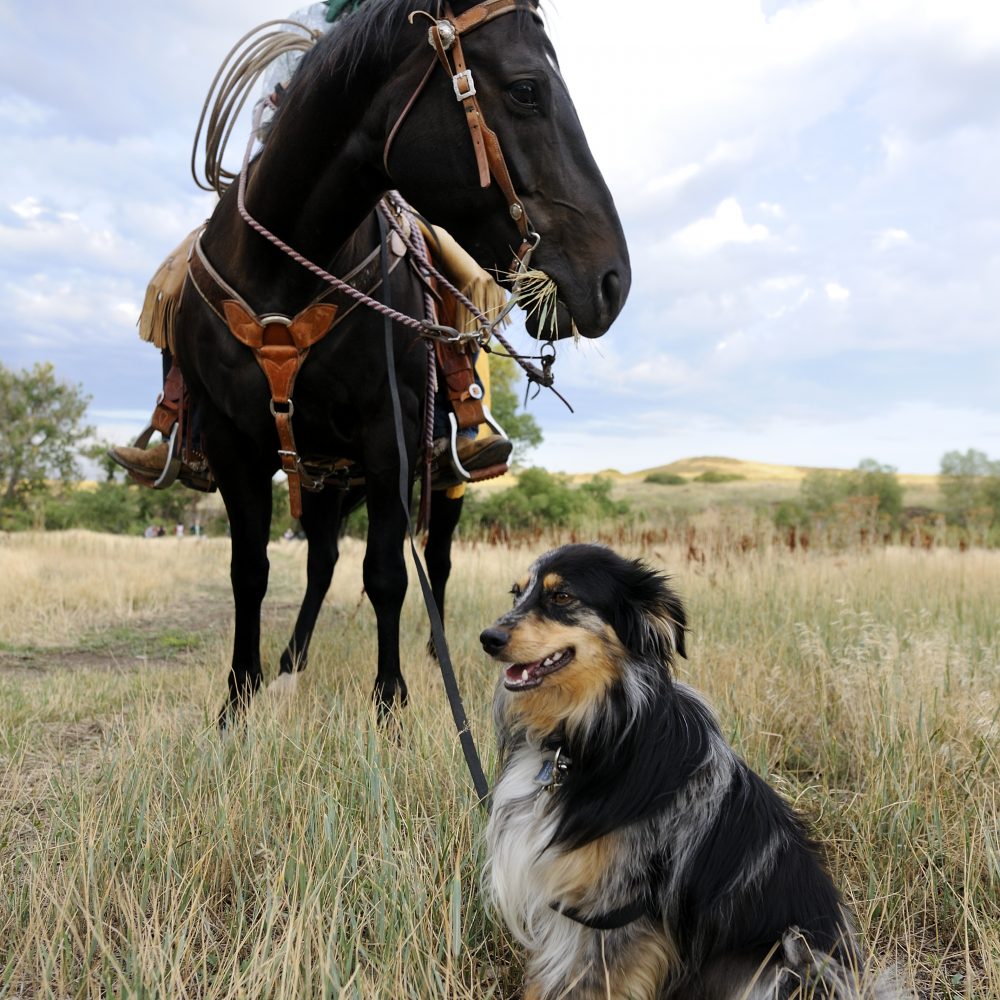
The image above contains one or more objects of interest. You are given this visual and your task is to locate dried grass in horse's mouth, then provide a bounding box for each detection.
[509,268,579,341]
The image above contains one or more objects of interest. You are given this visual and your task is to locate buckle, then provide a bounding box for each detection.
[452,69,476,101]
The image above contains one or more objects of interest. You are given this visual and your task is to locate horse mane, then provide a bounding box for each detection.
[284,0,541,103]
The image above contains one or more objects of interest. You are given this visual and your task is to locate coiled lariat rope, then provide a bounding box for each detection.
[191,20,321,196]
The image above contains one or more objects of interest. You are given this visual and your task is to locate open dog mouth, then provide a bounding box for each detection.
[503,648,575,691]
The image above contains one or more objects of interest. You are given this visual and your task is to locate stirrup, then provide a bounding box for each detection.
[447,403,508,482]
[128,422,182,489]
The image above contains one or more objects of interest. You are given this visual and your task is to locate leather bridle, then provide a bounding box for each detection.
[384,1,542,273]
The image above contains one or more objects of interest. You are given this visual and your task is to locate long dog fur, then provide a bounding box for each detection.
[480,543,912,1000]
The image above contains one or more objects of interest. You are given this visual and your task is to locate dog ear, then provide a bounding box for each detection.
[656,584,687,660]
[610,560,687,664]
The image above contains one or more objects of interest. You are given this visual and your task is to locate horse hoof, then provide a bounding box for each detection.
[373,677,408,718]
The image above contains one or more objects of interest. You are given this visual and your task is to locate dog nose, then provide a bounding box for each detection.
[480,627,511,656]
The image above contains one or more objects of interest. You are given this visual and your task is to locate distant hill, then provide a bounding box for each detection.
[588,456,937,487]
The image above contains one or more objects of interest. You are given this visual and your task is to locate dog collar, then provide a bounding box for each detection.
[551,898,653,931]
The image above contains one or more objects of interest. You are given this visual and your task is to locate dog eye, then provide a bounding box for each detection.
[509,583,523,601]
[550,592,573,606]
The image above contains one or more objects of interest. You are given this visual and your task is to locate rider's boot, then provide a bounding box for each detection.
[430,432,512,490]
[108,441,171,478]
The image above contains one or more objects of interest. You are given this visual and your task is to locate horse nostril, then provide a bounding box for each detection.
[600,269,623,320]
[480,627,511,655]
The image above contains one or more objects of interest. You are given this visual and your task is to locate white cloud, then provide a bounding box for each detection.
[874,227,913,250]
[670,198,770,256]
[824,282,851,302]
[10,196,43,220]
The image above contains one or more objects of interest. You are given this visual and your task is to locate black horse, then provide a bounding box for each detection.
[173,0,630,724]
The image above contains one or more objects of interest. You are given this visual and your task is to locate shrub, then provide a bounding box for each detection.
[848,458,903,520]
[940,449,1000,526]
[693,470,745,484]
[464,467,628,535]
[800,459,902,523]
[644,471,686,486]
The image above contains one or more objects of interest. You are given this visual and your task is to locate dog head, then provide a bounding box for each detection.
[481,544,687,734]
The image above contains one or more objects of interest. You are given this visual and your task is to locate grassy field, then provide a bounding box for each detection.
[1,530,997,998]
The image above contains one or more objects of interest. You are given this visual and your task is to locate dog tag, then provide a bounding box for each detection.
[534,759,556,787]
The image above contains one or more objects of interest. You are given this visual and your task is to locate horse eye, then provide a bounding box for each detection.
[508,80,538,108]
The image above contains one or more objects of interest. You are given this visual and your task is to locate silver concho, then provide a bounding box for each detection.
[431,20,457,50]
[510,203,524,221]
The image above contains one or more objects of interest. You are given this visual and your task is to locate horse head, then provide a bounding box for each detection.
[379,1,630,340]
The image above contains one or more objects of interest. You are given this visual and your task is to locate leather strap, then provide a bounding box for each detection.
[188,245,339,517]
[377,207,491,807]
[434,339,484,431]
[151,363,185,438]
[428,4,535,258]
[451,0,524,33]
[221,299,339,518]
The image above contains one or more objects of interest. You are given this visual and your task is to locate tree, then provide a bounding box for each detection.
[940,449,1000,525]
[800,469,850,514]
[0,362,93,511]
[487,356,543,463]
[847,458,903,520]
[799,459,903,522]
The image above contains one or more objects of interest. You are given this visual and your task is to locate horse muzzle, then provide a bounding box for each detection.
[524,256,631,341]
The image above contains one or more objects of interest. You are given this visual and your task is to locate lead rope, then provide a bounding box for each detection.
[377,209,491,808]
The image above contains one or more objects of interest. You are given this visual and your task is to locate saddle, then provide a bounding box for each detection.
[128,203,504,515]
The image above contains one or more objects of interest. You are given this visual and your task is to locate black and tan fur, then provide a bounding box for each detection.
[480,544,911,1000]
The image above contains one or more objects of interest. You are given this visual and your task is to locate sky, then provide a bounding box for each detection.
[1,0,999,476]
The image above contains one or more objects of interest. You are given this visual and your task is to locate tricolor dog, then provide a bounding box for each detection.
[480,544,910,1000]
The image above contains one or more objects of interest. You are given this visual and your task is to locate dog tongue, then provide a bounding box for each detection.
[505,660,541,683]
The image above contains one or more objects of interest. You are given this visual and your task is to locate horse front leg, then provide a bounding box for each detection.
[424,490,464,658]
[205,421,274,728]
[277,485,351,679]
[362,469,412,717]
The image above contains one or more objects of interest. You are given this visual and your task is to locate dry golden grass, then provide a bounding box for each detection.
[0,531,231,648]
[0,531,997,998]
